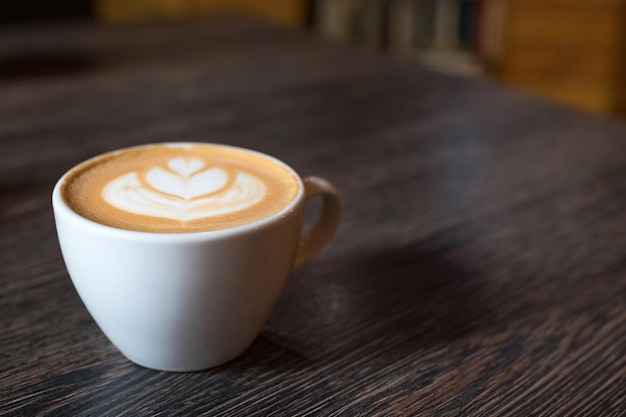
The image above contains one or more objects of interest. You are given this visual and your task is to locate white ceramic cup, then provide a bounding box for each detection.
[52,143,342,372]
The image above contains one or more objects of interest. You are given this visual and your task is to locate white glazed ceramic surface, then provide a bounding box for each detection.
[52,143,342,372]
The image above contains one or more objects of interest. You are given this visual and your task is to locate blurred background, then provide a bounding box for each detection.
[2,0,626,118]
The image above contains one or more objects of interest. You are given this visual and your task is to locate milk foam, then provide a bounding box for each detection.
[102,158,266,222]
[61,144,300,233]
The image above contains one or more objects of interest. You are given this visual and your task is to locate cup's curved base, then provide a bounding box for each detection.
[119,340,255,372]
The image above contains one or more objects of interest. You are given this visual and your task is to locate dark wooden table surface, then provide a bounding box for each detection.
[1,16,625,417]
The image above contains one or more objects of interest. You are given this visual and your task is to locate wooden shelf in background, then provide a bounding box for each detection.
[500,0,626,115]
[94,0,307,28]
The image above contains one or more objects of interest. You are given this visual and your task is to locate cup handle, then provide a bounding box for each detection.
[293,176,343,271]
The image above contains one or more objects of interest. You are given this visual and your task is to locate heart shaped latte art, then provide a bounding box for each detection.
[102,158,266,222]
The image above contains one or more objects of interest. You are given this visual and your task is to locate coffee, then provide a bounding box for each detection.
[61,144,300,233]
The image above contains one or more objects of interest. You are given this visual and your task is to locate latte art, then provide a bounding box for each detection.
[61,144,300,233]
[103,158,266,222]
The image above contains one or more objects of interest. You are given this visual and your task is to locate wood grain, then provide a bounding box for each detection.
[0,15,625,416]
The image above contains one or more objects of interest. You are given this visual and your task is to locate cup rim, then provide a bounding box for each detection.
[52,142,305,242]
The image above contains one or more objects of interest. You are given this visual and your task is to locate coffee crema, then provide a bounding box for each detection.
[61,144,300,233]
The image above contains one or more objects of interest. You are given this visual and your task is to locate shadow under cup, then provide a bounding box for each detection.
[52,143,342,372]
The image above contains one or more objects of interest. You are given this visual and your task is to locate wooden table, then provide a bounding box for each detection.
[1,16,625,417]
